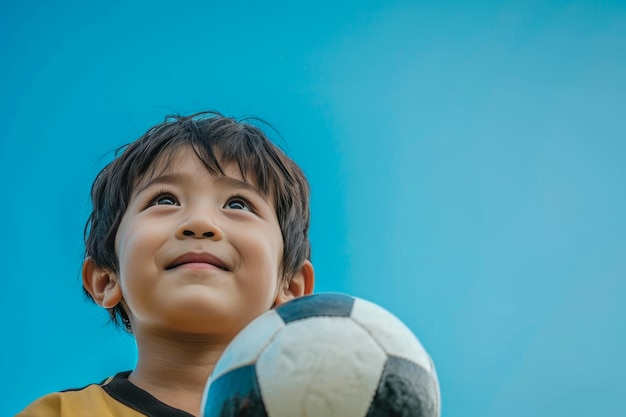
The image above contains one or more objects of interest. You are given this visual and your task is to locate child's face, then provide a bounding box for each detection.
[110,146,285,338]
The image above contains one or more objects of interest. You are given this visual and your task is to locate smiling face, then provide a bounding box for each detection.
[106,146,285,338]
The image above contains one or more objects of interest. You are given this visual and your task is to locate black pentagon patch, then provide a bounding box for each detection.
[276,293,355,323]
[203,365,268,417]
[365,356,439,417]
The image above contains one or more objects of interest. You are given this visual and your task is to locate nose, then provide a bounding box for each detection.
[176,209,223,241]
[182,230,216,238]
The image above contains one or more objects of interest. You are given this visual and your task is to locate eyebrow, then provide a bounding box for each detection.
[135,173,183,196]
[135,173,265,199]
[213,175,265,198]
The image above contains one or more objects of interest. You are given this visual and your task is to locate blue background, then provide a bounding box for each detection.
[2,1,625,416]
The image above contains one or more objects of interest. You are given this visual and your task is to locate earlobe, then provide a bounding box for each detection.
[82,257,123,308]
[274,260,315,307]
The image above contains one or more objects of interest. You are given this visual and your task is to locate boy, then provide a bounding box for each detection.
[18,111,315,416]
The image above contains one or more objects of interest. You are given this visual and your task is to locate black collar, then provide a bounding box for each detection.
[102,371,196,417]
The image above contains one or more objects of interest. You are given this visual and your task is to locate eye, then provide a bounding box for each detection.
[225,197,251,211]
[149,192,179,206]
[156,195,177,205]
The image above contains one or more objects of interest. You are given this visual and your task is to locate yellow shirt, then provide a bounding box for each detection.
[16,371,194,417]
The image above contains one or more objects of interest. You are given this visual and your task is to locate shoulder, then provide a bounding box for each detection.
[15,372,145,417]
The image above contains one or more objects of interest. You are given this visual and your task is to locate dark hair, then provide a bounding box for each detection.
[84,111,311,331]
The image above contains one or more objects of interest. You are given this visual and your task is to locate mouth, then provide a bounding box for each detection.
[166,252,229,271]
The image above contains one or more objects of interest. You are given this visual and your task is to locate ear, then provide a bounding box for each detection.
[274,260,315,307]
[82,257,123,309]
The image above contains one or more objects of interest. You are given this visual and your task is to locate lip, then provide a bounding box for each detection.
[166,252,229,271]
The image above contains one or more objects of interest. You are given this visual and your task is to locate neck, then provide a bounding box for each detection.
[128,328,231,417]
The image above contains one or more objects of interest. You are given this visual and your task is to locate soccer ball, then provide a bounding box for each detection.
[201,293,440,417]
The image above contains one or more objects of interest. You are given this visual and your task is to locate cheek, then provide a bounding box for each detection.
[273,232,285,276]
[259,232,283,272]
[115,225,133,273]
[265,235,286,291]
[244,235,283,289]
[116,224,156,278]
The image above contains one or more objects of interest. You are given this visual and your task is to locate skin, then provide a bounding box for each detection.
[83,147,314,416]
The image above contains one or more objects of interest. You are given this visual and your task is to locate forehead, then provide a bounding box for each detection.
[134,146,266,195]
